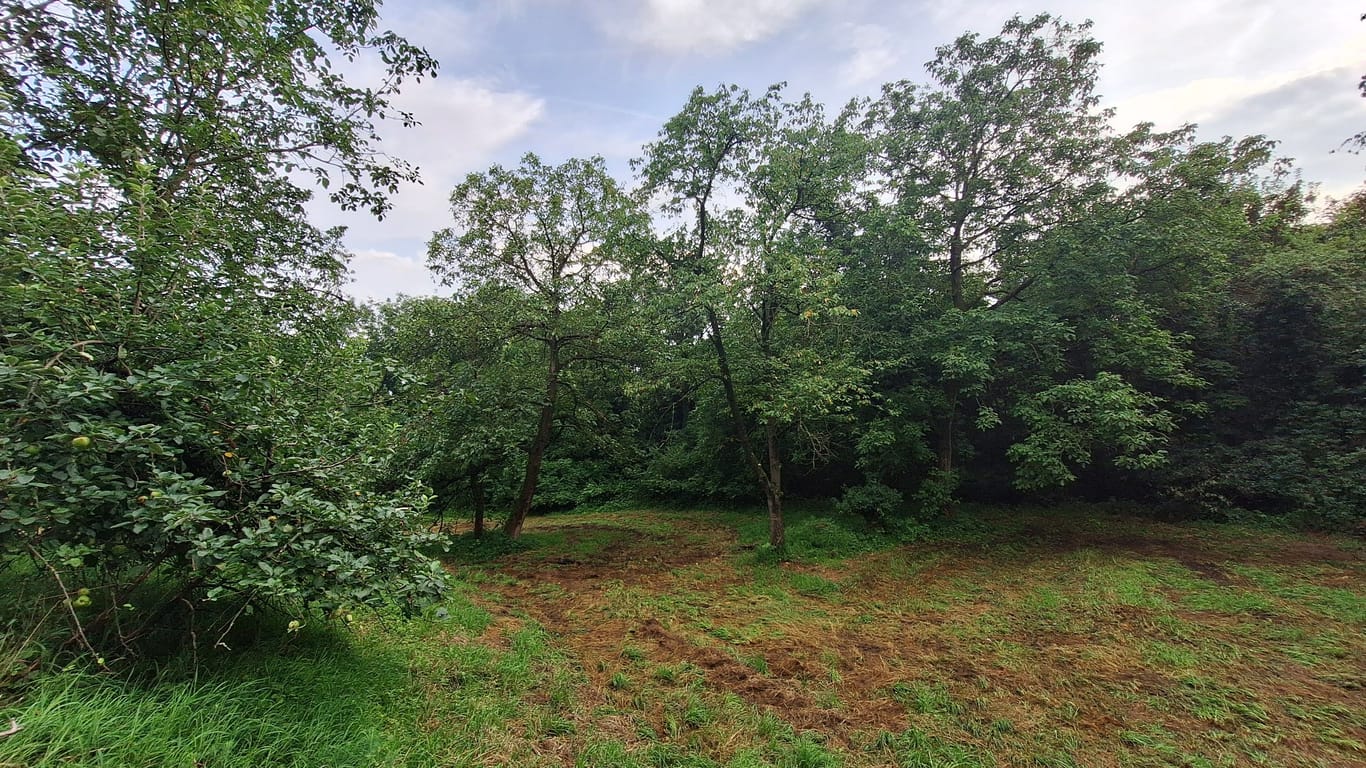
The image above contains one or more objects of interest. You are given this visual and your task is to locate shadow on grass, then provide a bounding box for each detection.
[0,623,412,767]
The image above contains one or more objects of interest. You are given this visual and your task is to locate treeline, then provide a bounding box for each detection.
[370,16,1365,546]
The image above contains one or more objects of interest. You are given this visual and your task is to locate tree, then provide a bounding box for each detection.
[636,86,868,551]
[0,0,433,217]
[427,154,645,538]
[1158,186,1366,529]
[0,0,445,654]
[864,14,1116,490]
[367,293,539,536]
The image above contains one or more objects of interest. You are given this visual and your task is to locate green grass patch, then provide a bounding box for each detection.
[873,727,993,768]
[890,681,965,717]
[787,572,841,598]
[0,635,404,767]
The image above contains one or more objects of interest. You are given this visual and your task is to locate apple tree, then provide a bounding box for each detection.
[0,0,446,656]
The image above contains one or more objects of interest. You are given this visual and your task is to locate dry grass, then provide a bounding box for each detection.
[432,506,1364,767]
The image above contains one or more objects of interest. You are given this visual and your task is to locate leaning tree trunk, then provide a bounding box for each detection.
[504,342,560,538]
[706,309,785,551]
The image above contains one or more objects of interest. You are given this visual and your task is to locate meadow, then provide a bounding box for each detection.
[2,505,1362,768]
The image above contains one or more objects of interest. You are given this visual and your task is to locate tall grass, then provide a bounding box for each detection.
[0,632,408,767]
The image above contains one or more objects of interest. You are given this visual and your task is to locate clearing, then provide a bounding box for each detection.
[2,505,1362,767]
[416,506,1365,767]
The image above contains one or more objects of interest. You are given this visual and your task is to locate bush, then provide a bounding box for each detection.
[834,481,904,526]
[0,143,445,656]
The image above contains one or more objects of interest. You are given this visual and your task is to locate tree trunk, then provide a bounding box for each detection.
[504,342,560,538]
[765,419,784,551]
[706,309,784,549]
[949,228,965,312]
[472,480,486,538]
[937,384,958,473]
[939,228,967,480]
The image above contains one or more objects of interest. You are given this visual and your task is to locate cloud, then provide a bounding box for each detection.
[596,0,831,55]
[376,3,480,59]
[374,77,545,235]
[306,75,543,301]
[836,23,899,87]
[886,0,1365,195]
[345,249,441,303]
[1199,67,1365,199]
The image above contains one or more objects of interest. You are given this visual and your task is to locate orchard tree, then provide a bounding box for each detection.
[368,293,539,536]
[0,0,432,217]
[0,0,445,655]
[428,154,646,538]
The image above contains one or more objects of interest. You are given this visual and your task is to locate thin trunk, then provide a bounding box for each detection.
[934,396,956,470]
[939,226,967,478]
[756,277,785,552]
[765,419,784,551]
[949,228,965,312]
[707,308,785,549]
[707,309,769,492]
[505,342,560,538]
[472,480,486,538]
[691,160,784,550]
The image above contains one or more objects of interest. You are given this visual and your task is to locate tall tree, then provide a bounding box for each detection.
[428,154,644,538]
[864,13,1117,489]
[637,86,868,551]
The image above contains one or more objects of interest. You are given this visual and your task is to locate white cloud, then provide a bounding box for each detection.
[882,1,1365,193]
[307,75,544,301]
[377,3,480,59]
[836,24,899,87]
[1112,74,1290,131]
[1199,67,1365,200]
[597,0,831,55]
[345,249,440,303]
[371,77,545,236]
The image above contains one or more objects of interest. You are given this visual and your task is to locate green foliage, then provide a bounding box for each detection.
[423,153,649,536]
[748,511,891,563]
[633,84,873,546]
[834,481,903,526]
[0,0,447,654]
[0,153,445,651]
[907,471,958,522]
[1007,373,1175,489]
[1157,190,1366,529]
[1,0,435,218]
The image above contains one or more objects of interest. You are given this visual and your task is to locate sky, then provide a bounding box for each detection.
[308,0,1366,302]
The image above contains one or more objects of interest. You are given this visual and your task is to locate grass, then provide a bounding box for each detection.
[2,503,1363,767]
[0,629,405,767]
